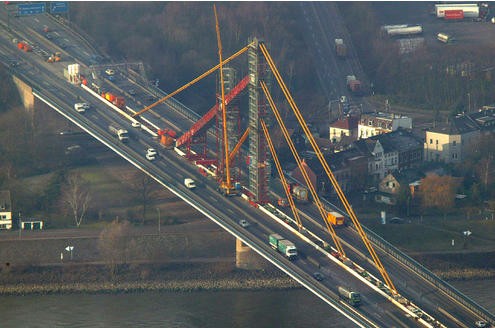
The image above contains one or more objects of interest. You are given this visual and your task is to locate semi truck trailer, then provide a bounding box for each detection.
[338,286,361,306]
[269,233,298,260]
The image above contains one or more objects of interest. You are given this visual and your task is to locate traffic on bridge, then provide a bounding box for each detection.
[0,3,493,328]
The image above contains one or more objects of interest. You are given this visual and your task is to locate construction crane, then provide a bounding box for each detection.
[214,4,237,196]
[175,75,250,150]
[258,42,398,295]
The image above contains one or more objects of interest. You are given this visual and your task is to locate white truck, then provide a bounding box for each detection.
[184,178,196,189]
[269,233,298,260]
[108,124,129,143]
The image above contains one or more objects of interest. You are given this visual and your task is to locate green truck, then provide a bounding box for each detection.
[269,233,298,260]
[338,286,361,306]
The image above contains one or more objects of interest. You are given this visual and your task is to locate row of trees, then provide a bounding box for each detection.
[70,2,320,114]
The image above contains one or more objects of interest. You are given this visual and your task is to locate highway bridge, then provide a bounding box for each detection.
[0,4,493,328]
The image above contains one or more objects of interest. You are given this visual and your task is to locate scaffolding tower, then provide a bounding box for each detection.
[248,38,271,203]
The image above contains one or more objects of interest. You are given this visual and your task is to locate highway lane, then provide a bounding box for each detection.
[290,198,488,327]
[1,7,494,328]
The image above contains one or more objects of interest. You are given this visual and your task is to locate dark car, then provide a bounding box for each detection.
[313,272,324,281]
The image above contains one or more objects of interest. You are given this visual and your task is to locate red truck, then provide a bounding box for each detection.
[346,75,362,95]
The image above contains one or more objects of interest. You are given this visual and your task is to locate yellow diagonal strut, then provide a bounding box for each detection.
[260,119,303,231]
[229,127,249,163]
[132,42,254,117]
[260,81,346,256]
[259,42,397,295]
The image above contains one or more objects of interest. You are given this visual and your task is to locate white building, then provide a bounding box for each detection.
[358,112,412,139]
[0,191,12,230]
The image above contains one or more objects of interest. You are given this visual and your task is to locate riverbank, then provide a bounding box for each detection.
[2,258,495,297]
[0,262,300,296]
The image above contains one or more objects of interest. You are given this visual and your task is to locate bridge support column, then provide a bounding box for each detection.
[235,238,270,270]
[12,75,35,112]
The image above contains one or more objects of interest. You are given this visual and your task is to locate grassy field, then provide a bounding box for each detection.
[362,216,495,253]
[21,158,207,229]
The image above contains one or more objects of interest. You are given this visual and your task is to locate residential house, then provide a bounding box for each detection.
[0,191,12,230]
[329,115,359,143]
[469,106,495,132]
[424,114,480,163]
[376,170,424,205]
[304,147,368,195]
[358,112,412,139]
[291,159,317,191]
[353,128,423,183]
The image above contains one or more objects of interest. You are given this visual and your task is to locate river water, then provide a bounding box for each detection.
[1,281,492,327]
[0,289,349,328]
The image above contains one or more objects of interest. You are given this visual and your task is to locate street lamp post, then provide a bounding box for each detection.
[156,207,161,236]
[467,92,471,112]
[18,212,22,240]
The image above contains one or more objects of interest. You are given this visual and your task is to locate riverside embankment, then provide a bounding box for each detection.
[1,220,494,297]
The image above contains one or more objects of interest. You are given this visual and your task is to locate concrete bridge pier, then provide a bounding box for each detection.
[12,75,35,112]
[236,238,270,270]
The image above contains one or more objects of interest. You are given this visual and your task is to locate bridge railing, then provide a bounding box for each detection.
[146,83,201,122]
[280,177,494,322]
[357,221,495,322]
[316,196,495,322]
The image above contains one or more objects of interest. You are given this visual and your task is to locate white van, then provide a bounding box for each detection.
[74,102,90,113]
[184,178,196,189]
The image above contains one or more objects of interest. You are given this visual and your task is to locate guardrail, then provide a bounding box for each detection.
[359,222,495,323]
[146,83,201,122]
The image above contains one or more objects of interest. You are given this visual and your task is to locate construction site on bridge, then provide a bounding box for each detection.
[8,3,493,327]
[58,5,453,326]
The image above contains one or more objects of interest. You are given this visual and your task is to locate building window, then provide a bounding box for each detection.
[453,140,457,146]
[436,140,438,145]
[430,139,433,144]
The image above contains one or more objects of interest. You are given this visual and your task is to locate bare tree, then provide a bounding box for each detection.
[419,173,462,218]
[63,172,91,227]
[98,218,131,278]
[124,171,156,225]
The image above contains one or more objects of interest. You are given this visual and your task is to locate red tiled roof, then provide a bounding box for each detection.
[330,116,359,130]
